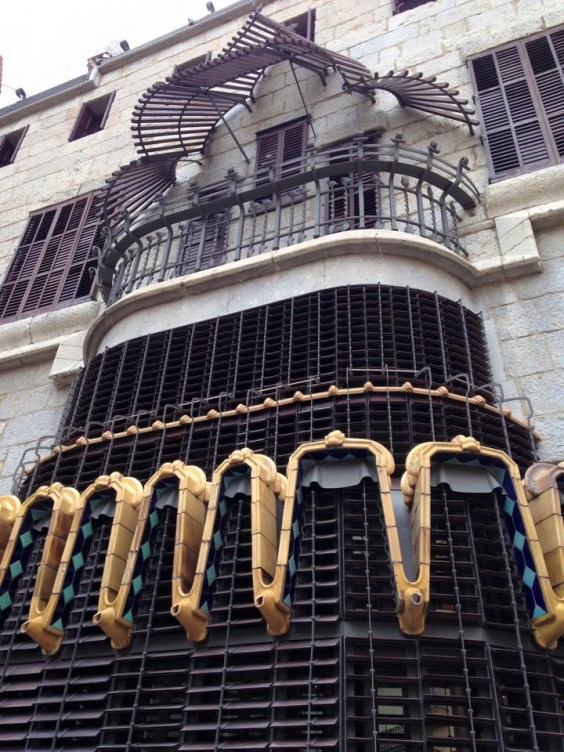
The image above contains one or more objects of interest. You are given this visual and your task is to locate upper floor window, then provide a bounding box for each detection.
[284,9,315,40]
[256,118,308,181]
[69,92,115,142]
[0,193,101,322]
[173,51,212,76]
[470,28,564,179]
[0,126,28,167]
[393,0,435,13]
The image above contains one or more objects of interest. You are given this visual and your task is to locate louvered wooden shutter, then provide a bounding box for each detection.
[281,120,307,175]
[256,119,307,176]
[0,194,101,321]
[471,29,564,178]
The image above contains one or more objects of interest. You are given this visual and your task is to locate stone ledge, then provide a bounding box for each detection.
[485,163,564,219]
[0,300,102,373]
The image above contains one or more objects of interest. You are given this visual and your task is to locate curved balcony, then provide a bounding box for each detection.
[98,137,480,305]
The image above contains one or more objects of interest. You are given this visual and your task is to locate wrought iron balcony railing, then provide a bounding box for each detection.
[99,136,480,305]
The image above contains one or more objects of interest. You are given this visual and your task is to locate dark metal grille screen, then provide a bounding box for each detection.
[2,284,561,751]
[62,285,492,441]
[1,483,563,750]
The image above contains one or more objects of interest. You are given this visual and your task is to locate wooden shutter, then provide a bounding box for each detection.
[256,119,307,176]
[69,92,115,141]
[526,30,564,158]
[0,194,101,322]
[471,29,564,178]
[280,120,307,178]
[0,126,28,167]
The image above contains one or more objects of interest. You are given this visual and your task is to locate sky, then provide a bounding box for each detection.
[0,1,233,108]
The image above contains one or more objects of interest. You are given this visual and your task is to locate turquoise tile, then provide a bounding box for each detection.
[72,552,84,570]
[503,497,515,516]
[0,591,12,611]
[522,566,536,589]
[513,531,525,551]
[9,560,23,578]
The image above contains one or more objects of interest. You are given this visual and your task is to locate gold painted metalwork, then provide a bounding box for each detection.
[13,484,80,655]
[292,430,428,636]
[84,473,144,648]
[0,495,21,560]
[94,461,209,649]
[171,449,287,642]
[525,462,564,598]
[5,434,563,652]
[35,383,539,471]
[402,436,564,649]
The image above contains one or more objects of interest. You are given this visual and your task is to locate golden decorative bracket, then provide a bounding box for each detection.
[402,436,563,648]
[0,496,21,560]
[172,448,286,642]
[16,484,80,655]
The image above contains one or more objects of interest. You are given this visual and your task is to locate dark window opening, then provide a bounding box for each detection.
[0,192,102,322]
[0,126,28,167]
[324,132,381,231]
[470,27,564,179]
[284,9,316,40]
[69,91,115,141]
[394,0,436,13]
[172,50,212,76]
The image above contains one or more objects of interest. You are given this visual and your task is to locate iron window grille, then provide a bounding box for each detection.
[469,27,564,179]
[0,125,28,167]
[0,193,102,322]
[69,91,115,141]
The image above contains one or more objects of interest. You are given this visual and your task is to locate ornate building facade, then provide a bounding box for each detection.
[0,1,563,749]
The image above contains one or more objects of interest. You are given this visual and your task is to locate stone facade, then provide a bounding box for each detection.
[1,0,562,484]
[0,2,563,748]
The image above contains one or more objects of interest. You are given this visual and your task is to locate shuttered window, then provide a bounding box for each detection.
[256,118,308,180]
[0,126,28,167]
[0,193,101,322]
[470,28,564,179]
[69,91,115,141]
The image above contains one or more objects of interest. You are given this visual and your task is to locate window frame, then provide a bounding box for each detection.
[0,125,28,167]
[69,91,116,142]
[0,192,101,323]
[255,117,309,181]
[284,9,316,41]
[469,26,564,180]
[393,0,436,14]
[172,51,212,77]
